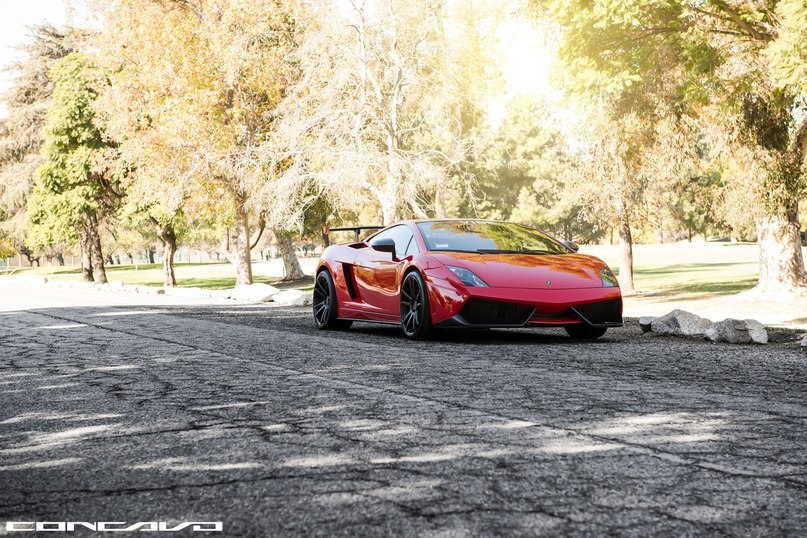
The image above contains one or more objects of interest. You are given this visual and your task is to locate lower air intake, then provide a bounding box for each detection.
[459,300,535,326]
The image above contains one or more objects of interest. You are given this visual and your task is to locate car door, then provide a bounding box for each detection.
[353,225,415,319]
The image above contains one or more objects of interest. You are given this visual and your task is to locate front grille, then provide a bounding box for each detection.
[459,299,534,326]
[571,299,623,326]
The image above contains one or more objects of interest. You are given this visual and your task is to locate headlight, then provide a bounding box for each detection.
[600,267,619,288]
[447,266,489,287]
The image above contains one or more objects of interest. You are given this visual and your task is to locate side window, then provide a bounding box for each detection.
[384,225,415,259]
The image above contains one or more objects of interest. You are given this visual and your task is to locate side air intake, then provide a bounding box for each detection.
[570,299,623,327]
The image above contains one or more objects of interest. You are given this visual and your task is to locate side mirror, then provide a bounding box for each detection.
[563,240,579,253]
[371,238,396,258]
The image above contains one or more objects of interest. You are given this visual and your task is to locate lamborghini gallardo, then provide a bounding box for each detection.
[313,219,622,340]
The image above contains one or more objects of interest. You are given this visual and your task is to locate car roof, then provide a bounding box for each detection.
[402,218,502,225]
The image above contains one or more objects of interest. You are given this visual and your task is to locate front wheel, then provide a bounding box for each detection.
[313,270,353,330]
[565,325,607,340]
[400,271,433,340]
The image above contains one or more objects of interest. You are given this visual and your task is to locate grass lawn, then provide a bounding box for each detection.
[0,243,773,299]
[625,263,758,299]
[581,243,761,300]
[3,262,315,291]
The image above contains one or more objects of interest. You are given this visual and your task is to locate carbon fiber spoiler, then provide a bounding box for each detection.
[322,225,385,242]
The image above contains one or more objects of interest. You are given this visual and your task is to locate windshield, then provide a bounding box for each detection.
[417,220,569,255]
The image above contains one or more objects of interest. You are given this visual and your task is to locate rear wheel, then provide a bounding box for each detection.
[565,325,607,340]
[313,270,353,330]
[400,271,433,340]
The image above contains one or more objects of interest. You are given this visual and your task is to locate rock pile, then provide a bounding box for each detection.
[7,273,311,304]
[272,289,312,306]
[705,319,768,344]
[649,309,713,337]
[640,309,769,344]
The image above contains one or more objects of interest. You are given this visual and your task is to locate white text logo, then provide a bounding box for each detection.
[6,521,223,532]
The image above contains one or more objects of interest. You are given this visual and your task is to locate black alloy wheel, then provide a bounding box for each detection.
[313,270,352,330]
[400,271,433,340]
[565,325,607,340]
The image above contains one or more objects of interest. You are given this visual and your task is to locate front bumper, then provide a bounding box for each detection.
[425,274,623,328]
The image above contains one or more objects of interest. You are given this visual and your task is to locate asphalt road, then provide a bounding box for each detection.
[1,285,807,536]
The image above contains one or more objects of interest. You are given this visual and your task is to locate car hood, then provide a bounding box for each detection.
[428,251,607,289]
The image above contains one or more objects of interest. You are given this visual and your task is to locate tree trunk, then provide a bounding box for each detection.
[159,224,178,287]
[80,222,94,282]
[755,208,806,293]
[228,196,253,286]
[617,215,635,293]
[147,247,155,264]
[275,230,305,281]
[381,188,398,226]
[752,117,807,294]
[86,214,107,284]
[434,184,446,218]
[55,252,65,266]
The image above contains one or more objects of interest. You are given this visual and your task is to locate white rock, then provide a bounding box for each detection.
[651,309,712,336]
[744,319,768,344]
[228,283,280,302]
[20,275,48,286]
[209,289,233,300]
[639,316,656,333]
[705,318,767,344]
[705,319,750,344]
[800,335,807,347]
[272,289,312,306]
[138,285,163,295]
[163,286,206,298]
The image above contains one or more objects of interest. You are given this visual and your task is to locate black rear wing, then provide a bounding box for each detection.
[323,225,384,242]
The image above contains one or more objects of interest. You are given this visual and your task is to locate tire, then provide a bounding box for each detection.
[313,270,353,330]
[565,325,607,340]
[400,271,433,340]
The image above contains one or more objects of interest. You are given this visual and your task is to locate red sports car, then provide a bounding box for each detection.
[313,219,622,340]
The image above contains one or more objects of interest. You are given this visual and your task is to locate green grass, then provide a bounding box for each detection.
[616,262,758,299]
[5,253,759,299]
[4,262,314,291]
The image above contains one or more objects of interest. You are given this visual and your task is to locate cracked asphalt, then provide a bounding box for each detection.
[1,284,807,536]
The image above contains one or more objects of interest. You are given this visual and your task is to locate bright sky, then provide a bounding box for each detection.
[0,0,566,125]
[0,0,75,118]
[488,16,561,126]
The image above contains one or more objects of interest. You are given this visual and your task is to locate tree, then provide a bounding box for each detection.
[470,95,603,243]
[664,171,725,242]
[276,0,467,225]
[541,0,807,293]
[26,53,119,283]
[118,197,184,287]
[94,0,297,285]
[0,25,77,261]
